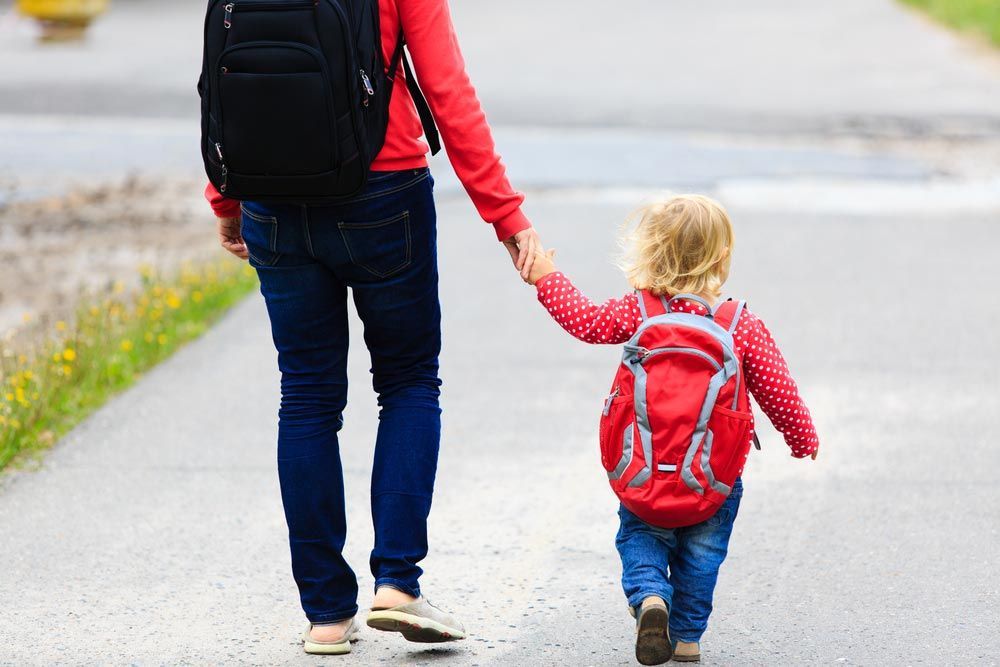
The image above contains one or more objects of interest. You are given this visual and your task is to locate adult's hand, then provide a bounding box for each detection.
[502,226,541,283]
[217,216,248,260]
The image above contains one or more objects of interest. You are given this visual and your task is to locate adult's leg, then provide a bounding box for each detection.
[335,171,442,597]
[243,202,358,624]
[668,479,743,643]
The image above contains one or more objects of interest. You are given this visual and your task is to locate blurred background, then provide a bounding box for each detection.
[1,0,998,665]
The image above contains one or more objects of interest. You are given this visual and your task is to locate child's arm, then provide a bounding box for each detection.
[530,254,642,345]
[737,311,820,459]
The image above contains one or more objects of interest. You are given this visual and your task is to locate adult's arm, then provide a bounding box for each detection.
[398,0,530,242]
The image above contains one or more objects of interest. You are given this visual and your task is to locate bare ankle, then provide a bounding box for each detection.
[309,619,352,642]
[373,585,418,607]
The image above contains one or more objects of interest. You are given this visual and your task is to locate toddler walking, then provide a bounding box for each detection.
[527,195,819,664]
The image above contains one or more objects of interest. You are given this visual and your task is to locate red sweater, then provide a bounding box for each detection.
[205,0,530,242]
[536,273,820,464]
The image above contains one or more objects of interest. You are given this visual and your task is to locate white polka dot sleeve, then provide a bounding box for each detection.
[534,272,641,345]
[735,311,820,459]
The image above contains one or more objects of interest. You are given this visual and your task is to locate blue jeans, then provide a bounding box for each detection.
[241,169,441,624]
[616,479,743,643]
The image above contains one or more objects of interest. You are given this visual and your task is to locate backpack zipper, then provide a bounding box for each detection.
[626,345,722,371]
[225,0,316,28]
[602,386,621,416]
[360,69,374,106]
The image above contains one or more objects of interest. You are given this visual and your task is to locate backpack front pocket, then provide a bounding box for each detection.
[600,392,634,476]
[216,42,337,177]
[705,404,752,493]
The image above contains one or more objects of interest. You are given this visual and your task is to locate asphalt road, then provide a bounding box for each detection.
[1,0,999,665]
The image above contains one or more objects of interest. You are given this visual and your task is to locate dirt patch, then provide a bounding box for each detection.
[0,177,225,336]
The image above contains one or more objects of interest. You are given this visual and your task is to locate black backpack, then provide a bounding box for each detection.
[198,0,439,202]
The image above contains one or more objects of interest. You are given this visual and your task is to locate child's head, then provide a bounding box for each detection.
[620,194,734,298]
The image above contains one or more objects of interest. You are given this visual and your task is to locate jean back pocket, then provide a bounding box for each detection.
[337,211,412,279]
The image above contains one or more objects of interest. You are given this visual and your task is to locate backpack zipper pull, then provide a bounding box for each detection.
[224,3,234,29]
[603,386,621,416]
[630,347,650,364]
[360,69,374,106]
[220,163,228,193]
[214,142,225,162]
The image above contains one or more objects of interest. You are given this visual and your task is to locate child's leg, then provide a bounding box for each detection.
[615,505,677,612]
[668,479,743,644]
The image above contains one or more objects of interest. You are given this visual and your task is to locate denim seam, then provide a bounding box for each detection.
[308,605,360,625]
[240,204,278,225]
[301,204,316,258]
[347,170,428,203]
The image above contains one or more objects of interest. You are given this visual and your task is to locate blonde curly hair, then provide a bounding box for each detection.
[620,194,734,298]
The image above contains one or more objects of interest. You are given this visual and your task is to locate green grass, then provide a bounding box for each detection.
[0,259,258,470]
[902,0,1000,47]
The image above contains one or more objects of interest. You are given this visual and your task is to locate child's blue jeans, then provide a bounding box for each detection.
[616,478,742,643]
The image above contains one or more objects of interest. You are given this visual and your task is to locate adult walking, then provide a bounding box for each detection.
[200,0,539,655]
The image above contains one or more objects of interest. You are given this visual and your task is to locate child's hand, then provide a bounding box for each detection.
[528,248,557,285]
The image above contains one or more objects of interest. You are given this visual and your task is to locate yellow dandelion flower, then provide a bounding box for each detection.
[21,313,32,324]
[10,419,20,429]
[56,320,67,332]
[15,388,25,402]
[62,348,76,362]
[0,416,6,426]
[62,364,72,376]
[157,334,168,346]
[166,293,182,309]
[192,291,204,303]
[52,352,62,363]
[89,305,100,317]
[4,393,13,402]
[120,340,134,352]
[23,371,33,381]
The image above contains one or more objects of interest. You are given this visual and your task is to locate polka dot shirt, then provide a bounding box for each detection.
[536,272,819,460]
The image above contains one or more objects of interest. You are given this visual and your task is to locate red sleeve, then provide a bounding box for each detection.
[535,272,641,345]
[399,0,530,241]
[734,311,820,458]
[204,182,241,219]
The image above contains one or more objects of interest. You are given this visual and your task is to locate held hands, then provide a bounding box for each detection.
[527,248,557,285]
[503,226,543,282]
[502,226,557,285]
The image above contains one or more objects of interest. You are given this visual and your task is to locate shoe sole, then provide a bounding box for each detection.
[672,654,701,663]
[302,630,357,655]
[635,606,672,665]
[366,610,466,643]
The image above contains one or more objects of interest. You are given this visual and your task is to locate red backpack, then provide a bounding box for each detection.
[599,291,757,528]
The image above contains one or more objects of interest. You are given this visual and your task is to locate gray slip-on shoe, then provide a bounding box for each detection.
[635,600,672,665]
[302,617,359,655]
[366,597,467,643]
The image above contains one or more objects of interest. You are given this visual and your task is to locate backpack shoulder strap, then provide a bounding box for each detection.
[636,290,670,320]
[712,298,747,335]
[389,30,441,156]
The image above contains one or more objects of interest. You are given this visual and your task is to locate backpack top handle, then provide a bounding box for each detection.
[666,293,714,319]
